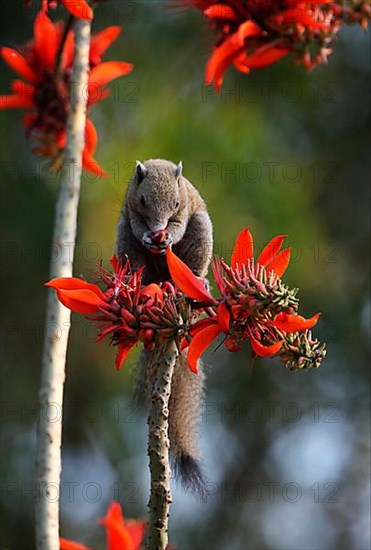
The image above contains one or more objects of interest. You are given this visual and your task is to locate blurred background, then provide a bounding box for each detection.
[0,1,370,548]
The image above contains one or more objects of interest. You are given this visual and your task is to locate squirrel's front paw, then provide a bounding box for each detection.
[142,230,172,255]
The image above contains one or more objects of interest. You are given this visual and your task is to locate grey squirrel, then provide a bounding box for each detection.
[116,159,213,494]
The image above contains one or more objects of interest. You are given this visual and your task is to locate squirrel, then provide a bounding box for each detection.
[116,158,213,494]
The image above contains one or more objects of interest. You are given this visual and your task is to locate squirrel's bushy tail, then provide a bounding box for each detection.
[168,352,206,496]
[135,349,206,497]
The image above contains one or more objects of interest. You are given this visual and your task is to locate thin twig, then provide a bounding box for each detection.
[35,18,92,550]
[147,340,179,550]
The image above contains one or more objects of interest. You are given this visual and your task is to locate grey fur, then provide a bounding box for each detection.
[116,159,213,283]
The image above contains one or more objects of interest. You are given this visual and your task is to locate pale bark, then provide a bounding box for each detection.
[35,18,92,550]
[147,340,179,550]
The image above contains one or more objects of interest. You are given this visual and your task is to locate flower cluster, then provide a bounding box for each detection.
[46,255,194,370]
[60,501,147,550]
[183,0,370,89]
[0,12,133,175]
[47,227,326,373]
[167,227,325,372]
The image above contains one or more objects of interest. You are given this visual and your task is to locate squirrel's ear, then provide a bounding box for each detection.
[175,161,183,178]
[136,161,147,183]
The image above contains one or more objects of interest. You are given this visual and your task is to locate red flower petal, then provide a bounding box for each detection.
[55,289,108,314]
[90,26,121,61]
[115,341,137,371]
[204,4,237,20]
[87,87,111,106]
[61,0,93,20]
[231,227,254,268]
[266,247,291,277]
[56,130,67,148]
[206,22,261,90]
[89,61,134,89]
[60,538,91,550]
[166,248,215,303]
[34,11,58,71]
[206,44,238,91]
[82,148,108,178]
[125,521,147,550]
[257,234,287,267]
[187,323,222,373]
[180,337,190,351]
[45,277,106,300]
[235,46,290,71]
[1,47,38,84]
[46,277,108,313]
[217,302,230,333]
[11,78,33,92]
[85,119,98,154]
[0,94,35,109]
[271,312,321,333]
[61,28,74,69]
[141,283,164,301]
[189,317,218,337]
[100,501,146,550]
[236,20,262,45]
[249,330,283,357]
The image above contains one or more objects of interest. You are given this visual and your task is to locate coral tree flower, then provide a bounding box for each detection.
[47,256,191,371]
[167,228,321,372]
[185,0,339,89]
[60,501,147,550]
[46,256,142,370]
[0,12,133,175]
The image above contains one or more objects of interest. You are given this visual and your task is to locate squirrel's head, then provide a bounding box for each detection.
[129,159,184,233]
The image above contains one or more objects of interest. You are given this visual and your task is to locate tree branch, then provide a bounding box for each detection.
[35,18,92,550]
[147,340,179,550]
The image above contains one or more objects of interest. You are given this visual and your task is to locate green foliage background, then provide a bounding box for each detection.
[0,1,369,548]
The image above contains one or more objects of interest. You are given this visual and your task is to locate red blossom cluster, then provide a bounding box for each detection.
[60,501,147,550]
[167,227,324,371]
[182,0,370,89]
[0,11,133,175]
[46,255,194,370]
[47,227,326,373]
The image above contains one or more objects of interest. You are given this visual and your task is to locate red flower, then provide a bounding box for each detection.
[100,502,146,550]
[60,501,147,550]
[26,0,93,20]
[47,256,189,371]
[46,257,141,370]
[167,228,321,372]
[185,0,338,89]
[0,12,133,175]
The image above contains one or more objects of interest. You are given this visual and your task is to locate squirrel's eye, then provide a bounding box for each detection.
[175,201,180,209]
[140,195,146,208]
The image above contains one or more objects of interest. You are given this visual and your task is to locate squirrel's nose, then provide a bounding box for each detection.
[149,221,167,233]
